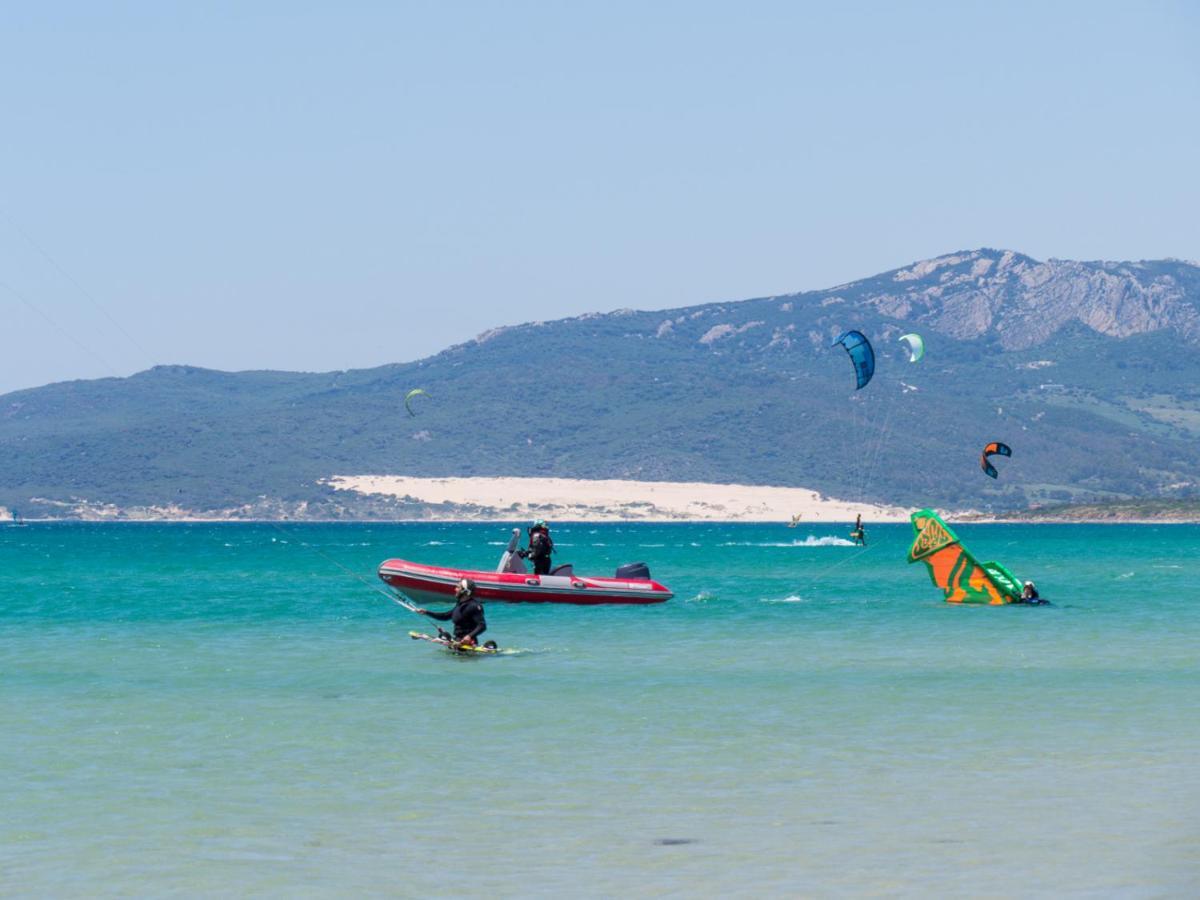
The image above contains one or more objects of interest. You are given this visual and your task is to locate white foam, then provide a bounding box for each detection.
[719,536,856,548]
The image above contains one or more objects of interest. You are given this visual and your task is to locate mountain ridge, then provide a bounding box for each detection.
[3,248,1199,518]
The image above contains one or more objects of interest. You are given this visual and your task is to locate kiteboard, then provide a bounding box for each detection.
[408,631,523,655]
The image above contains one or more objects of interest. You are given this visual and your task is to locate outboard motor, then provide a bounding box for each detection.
[615,562,651,580]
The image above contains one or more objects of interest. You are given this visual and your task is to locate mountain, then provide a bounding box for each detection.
[3,248,1199,518]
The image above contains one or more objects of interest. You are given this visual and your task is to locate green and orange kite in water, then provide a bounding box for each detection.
[907,509,1023,604]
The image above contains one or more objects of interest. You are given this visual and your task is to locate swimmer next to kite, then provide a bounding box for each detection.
[1016,580,1048,605]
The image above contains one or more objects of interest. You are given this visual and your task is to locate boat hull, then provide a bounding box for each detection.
[378,559,673,605]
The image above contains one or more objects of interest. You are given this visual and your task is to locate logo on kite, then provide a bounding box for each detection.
[899,333,925,363]
[831,330,875,390]
[404,388,429,418]
[980,441,1011,479]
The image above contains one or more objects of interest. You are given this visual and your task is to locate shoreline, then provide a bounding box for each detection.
[7,479,1200,524]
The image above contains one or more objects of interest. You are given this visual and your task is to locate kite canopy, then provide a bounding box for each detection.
[980,441,1011,478]
[908,508,1023,604]
[899,333,925,362]
[831,330,875,390]
[404,388,428,417]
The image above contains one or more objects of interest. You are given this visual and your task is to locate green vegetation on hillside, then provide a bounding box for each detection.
[2,250,1199,518]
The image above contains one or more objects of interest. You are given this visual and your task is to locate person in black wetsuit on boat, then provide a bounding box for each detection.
[415,578,487,648]
[518,519,555,575]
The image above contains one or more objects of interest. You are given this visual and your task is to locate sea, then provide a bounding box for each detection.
[2,521,1198,897]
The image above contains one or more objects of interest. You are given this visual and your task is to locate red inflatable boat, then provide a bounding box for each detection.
[378,529,673,606]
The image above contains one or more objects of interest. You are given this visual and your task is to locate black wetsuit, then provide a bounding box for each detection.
[524,529,554,575]
[423,597,486,642]
[1018,587,1044,605]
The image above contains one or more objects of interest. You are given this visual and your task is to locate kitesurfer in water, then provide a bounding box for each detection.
[850,514,867,546]
[518,519,555,575]
[415,578,487,648]
[1018,581,1045,605]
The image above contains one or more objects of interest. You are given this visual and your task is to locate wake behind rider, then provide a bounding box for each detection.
[518,519,554,575]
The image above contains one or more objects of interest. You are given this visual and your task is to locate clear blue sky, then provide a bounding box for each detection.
[1,1,1197,394]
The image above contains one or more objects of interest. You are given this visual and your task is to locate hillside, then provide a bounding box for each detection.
[3,248,1199,518]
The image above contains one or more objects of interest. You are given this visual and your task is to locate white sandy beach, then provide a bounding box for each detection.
[327,475,911,522]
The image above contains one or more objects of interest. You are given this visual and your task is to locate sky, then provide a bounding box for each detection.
[1,0,1197,394]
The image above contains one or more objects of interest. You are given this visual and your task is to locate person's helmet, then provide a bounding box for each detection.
[532,519,546,529]
[1024,581,1034,588]
[456,577,476,598]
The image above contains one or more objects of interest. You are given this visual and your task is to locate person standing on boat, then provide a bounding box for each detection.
[519,519,555,575]
[415,578,487,648]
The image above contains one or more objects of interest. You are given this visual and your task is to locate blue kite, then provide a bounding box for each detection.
[832,330,875,390]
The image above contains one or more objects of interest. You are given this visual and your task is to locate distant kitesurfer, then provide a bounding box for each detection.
[415,578,487,648]
[519,519,555,575]
[850,514,866,546]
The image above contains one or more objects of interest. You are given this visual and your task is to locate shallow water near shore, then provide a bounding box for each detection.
[3,521,1199,895]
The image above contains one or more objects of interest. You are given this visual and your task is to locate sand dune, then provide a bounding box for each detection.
[327,475,910,522]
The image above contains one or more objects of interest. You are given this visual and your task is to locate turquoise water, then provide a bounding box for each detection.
[2,522,1199,896]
